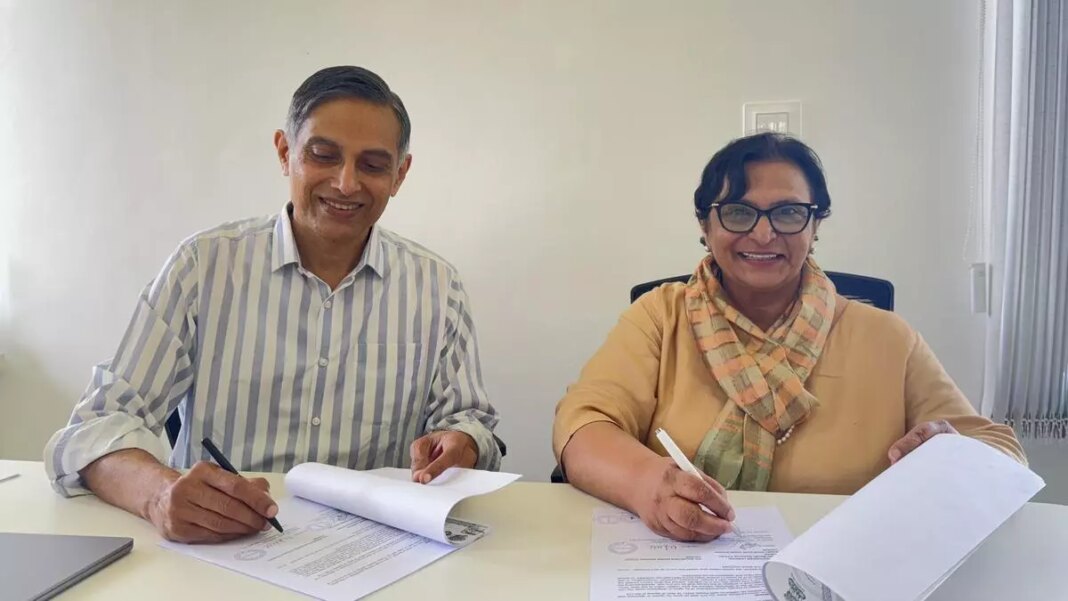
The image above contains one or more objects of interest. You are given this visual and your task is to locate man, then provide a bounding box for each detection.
[44,66,502,543]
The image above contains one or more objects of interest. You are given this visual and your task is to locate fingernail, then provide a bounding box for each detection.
[728,509,736,521]
[262,523,271,532]
[421,473,431,484]
[889,449,901,462]
[266,504,278,518]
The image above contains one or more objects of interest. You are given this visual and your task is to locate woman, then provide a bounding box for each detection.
[552,133,1025,543]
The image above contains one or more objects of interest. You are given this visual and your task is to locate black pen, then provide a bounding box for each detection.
[201,437,284,533]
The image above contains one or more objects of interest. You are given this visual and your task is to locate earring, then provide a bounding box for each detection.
[699,236,709,251]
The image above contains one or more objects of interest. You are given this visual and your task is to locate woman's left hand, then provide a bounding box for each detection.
[887,420,959,465]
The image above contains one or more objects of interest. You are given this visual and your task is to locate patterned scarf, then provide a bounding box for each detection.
[686,255,836,491]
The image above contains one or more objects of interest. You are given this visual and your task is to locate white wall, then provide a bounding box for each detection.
[3,0,1058,493]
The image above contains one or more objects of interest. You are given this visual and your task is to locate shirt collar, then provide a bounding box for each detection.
[350,223,385,278]
[270,204,302,272]
[271,203,386,278]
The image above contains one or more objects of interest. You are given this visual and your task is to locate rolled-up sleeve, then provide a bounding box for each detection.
[552,292,664,464]
[43,243,199,496]
[904,332,1027,464]
[424,275,501,471]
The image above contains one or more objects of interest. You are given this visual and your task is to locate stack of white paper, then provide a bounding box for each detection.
[162,465,518,601]
[589,435,1043,601]
[762,435,1044,601]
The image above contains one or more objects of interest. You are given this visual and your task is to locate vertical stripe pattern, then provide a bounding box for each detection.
[44,207,501,496]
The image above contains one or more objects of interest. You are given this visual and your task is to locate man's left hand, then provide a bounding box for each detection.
[888,420,959,465]
[410,431,479,484]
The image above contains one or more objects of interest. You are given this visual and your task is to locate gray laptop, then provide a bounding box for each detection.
[0,532,133,600]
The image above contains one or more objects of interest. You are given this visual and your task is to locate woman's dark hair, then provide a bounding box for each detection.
[693,132,832,222]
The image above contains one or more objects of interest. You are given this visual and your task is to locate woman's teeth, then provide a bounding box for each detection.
[739,252,780,261]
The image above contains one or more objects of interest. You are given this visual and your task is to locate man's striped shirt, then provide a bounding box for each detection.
[45,206,500,495]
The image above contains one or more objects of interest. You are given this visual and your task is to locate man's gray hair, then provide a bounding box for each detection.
[286,66,411,155]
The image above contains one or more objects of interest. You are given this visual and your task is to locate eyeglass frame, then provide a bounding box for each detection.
[705,201,826,235]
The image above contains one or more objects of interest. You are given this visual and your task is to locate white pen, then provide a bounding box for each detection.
[655,427,738,529]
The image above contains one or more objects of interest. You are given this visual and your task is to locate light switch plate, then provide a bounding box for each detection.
[970,262,991,314]
[743,101,802,136]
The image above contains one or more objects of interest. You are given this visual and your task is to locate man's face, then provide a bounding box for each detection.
[274,98,411,246]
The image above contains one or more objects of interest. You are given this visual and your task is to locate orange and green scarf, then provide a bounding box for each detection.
[686,256,836,491]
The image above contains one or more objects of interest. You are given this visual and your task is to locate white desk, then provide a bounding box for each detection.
[1,459,1066,600]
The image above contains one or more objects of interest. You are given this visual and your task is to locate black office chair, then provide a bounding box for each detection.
[549,270,895,483]
[165,410,181,448]
[165,409,508,457]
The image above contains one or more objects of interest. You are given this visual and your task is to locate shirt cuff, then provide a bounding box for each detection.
[44,414,171,497]
[443,421,502,472]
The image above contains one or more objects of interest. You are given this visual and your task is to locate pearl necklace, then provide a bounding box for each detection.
[776,424,796,446]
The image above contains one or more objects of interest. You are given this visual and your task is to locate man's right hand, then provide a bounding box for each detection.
[144,461,278,543]
[631,456,735,542]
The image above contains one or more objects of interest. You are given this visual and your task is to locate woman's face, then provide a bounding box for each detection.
[702,160,819,296]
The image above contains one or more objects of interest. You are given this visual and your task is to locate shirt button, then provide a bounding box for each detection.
[324,300,333,309]
[311,416,321,427]
[318,357,328,367]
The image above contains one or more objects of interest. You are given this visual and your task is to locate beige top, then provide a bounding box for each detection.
[553,283,1026,494]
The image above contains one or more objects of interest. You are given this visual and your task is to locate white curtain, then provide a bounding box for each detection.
[982,0,1068,439]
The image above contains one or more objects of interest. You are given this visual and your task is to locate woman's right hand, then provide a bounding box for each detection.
[631,455,735,542]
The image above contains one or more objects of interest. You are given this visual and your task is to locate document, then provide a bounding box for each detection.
[162,465,519,600]
[285,464,518,544]
[591,506,794,601]
[590,436,1044,601]
[762,435,1045,601]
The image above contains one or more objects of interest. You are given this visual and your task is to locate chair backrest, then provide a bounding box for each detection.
[629,275,690,303]
[550,464,567,483]
[629,271,894,311]
[823,271,895,311]
[165,411,181,448]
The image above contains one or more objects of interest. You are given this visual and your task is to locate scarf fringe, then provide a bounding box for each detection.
[1004,416,1068,440]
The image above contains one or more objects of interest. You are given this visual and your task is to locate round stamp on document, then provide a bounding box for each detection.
[234,548,267,561]
[607,542,638,555]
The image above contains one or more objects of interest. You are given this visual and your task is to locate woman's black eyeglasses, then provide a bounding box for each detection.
[708,202,819,235]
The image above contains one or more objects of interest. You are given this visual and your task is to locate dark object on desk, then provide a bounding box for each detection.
[201,437,284,534]
[0,532,132,600]
[549,270,896,483]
